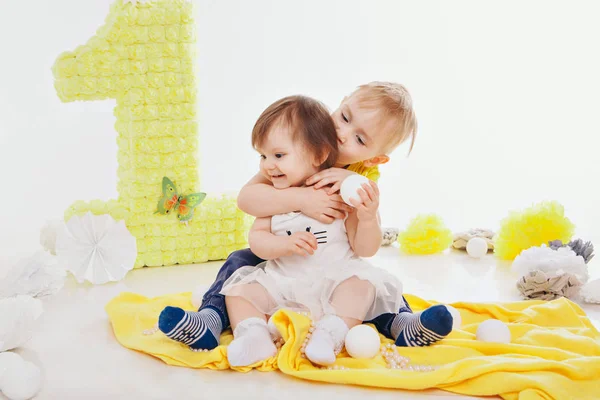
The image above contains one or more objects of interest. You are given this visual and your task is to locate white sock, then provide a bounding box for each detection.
[267,315,282,342]
[227,318,277,367]
[305,315,348,366]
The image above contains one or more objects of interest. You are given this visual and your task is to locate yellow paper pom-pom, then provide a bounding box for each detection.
[64,199,130,222]
[398,214,453,255]
[494,200,575,260]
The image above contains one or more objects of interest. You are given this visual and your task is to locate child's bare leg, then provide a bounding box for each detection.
[305,277,375,365]
[330,276,376,327]
[225,283,277,367]
[226,295,266,331]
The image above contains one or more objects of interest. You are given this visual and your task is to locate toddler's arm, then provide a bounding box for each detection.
[249,217,318,260]
[237,173,352,224]
[345,181,382,257]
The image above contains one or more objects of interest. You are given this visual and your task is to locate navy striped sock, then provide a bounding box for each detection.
[158,306,223,350]
[391,305,453,347]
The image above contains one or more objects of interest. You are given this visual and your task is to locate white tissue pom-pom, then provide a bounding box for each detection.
[0,251,66,299]
[39,219,64,255]
[0,296,43,352]
[476,319,511,343]
[580,279,600,304]
[445,305,462,330]
[340,175,370,206]
[512,245,589,283]
[191,285,209,309]
[344,325,381,359]
[0,356,42,400]
[466,237,488,258]
[56,212,137,284]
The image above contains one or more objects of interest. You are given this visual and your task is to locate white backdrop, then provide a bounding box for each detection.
[1,0,599,269]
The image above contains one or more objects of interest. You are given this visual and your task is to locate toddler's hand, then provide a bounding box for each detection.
[305,168,357,195]
[287,231,318,257]
[349,181,380,222]
[300,187,353,224]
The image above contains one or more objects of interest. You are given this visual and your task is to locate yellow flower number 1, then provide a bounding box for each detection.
[52,0,251,268]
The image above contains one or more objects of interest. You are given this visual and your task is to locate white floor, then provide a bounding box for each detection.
[6,246,600,400]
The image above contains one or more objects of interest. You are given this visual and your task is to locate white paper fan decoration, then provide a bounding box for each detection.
[56,212,137,284]
[0,295,43,352]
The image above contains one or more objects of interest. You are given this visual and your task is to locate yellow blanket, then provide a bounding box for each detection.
[106,292,600,399]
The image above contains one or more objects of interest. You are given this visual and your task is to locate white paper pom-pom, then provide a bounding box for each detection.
[340,175,370,206]
[476,319,511,343]
[0,354,42,400]
[344,325,380,359]
[0,251,66,299]
[512,245,589,283]
[580,279,600,304]
[0,296,43,352]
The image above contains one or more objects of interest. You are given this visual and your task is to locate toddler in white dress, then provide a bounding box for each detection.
[221,95,406,367]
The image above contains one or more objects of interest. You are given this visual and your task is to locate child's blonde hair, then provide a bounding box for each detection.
[352,81,418,154]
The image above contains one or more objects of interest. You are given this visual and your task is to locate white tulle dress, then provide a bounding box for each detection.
[220,212,405,321]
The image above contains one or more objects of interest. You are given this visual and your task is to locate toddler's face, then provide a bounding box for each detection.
[331,94,397,166]
[257,122,320,189]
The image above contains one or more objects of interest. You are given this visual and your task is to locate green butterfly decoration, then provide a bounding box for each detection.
[156,177,206,223]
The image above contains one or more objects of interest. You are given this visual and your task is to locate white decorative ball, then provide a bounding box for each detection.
[191,284,209,309]
[0,359,42,400]
[445,305,462,330]
[466,237,488,258]
[340,174,370,206]
[344,325,381,359]
[476,319,511,343]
